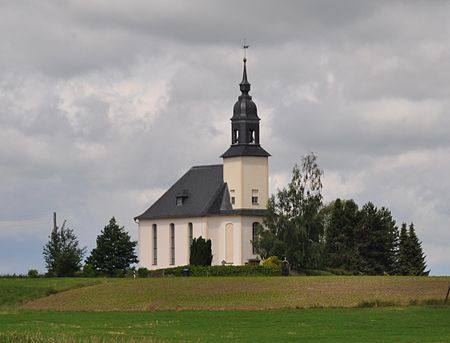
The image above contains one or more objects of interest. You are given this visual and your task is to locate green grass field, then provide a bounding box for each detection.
[1,307,450,342]
[0,278,103,309]
[0,277,449,342]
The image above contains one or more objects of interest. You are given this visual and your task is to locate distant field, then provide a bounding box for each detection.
[1,307,450,342]
[22,276,450,311]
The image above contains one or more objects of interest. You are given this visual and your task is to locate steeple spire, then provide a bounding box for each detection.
[220,55,270,159]
[240,58,250,94]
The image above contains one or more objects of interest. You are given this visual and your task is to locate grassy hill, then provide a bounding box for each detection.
[21,276,450,311]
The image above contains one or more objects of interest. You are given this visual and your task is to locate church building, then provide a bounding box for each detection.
[135,57,270,269]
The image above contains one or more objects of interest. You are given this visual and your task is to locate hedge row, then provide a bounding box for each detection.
[138,264,282,277]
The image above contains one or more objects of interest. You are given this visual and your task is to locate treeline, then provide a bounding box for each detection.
[43,216,137,277]
[255,153,429,276]
[323,199,427,275]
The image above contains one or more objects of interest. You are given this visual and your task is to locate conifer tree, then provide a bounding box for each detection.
[355,203,398,275]
[323,198,360,271]
[86,217,138,276]
[407,223,428,275]
[397,223,411,275]
[189,236,213,266]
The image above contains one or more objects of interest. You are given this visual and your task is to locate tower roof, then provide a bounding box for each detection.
[221,57,270,159]
[232,58,259,120]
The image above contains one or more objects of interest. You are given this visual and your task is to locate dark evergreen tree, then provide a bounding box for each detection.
[189,236,213,266]
[86,217,138,276]
[407,223,428,275]
[43,219,85,277]
[254,153,324,270]
[323,198,360,271]
[355,203,398,275]
[397,223,411,275]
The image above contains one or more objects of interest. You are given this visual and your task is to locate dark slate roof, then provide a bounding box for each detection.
[135,164,267,220]
[221,144,271,158]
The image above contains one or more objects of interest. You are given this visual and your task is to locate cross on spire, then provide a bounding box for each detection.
[242,39,249,60]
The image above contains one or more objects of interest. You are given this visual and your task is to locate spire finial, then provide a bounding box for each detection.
[242,39,249,60]
[240,41,250,93]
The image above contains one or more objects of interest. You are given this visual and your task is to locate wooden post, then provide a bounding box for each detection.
[446,285,450,304]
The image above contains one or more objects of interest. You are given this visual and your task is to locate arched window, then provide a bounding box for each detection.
[152,224,157,265]
[249,130,255,143]
[252,222,259,255]
[170,223,175,265]
[233,129,239,144]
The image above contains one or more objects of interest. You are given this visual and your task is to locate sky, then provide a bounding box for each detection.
[1,0,449,275]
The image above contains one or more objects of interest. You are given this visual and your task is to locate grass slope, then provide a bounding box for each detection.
[1,307,450,342]
[23,276,450,311]
[0,278,103,310]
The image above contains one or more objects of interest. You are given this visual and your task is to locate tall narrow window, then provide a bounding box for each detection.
[152,224,157,265]
[252,189,259,205]
[252,222,259,255]
[230,189,235,206]
[249,130,255,143]
[233,129,239,144]
[188,223,193,250]
[170,223,175,265]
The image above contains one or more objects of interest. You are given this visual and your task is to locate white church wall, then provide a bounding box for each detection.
[138,218,207,270]
[207,216,242,265]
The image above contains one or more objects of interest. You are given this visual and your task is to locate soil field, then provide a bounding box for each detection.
[23,276,450,311]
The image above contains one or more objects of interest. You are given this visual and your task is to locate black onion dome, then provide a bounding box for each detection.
[232,58,259,120]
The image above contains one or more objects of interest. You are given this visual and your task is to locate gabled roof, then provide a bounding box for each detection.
[135,164,267,221]
[135,165,225,220]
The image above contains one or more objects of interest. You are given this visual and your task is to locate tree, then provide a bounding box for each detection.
[355,203,398,275]
[254,153,324,270]
[323,198,360,271]
[86,217,138,276]
[407,223,428,275]
[43,213,85,277]
[397,223,411,275]
[398,223,428,276]
[189,236,213,266]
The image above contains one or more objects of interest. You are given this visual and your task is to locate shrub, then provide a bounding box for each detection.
[262,256,282,267]
[82,263,95,277]
[27,269,39,278]
[147,264,281,277]
[137,267,150,278]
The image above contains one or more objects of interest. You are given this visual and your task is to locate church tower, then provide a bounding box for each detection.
[221,58,270,210]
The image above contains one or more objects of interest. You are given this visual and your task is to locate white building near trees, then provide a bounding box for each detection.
[135,57,270,269]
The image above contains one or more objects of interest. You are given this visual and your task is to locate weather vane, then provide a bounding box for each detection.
[242,39,249,60]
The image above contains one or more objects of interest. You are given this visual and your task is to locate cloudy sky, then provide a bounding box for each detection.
[1,0,449,275]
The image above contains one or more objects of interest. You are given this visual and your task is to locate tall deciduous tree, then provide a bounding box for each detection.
[254,153,324,270]
[43,214,85,277]
[86,217,138,276]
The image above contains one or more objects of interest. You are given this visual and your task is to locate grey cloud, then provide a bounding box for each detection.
[1,0,449,275]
